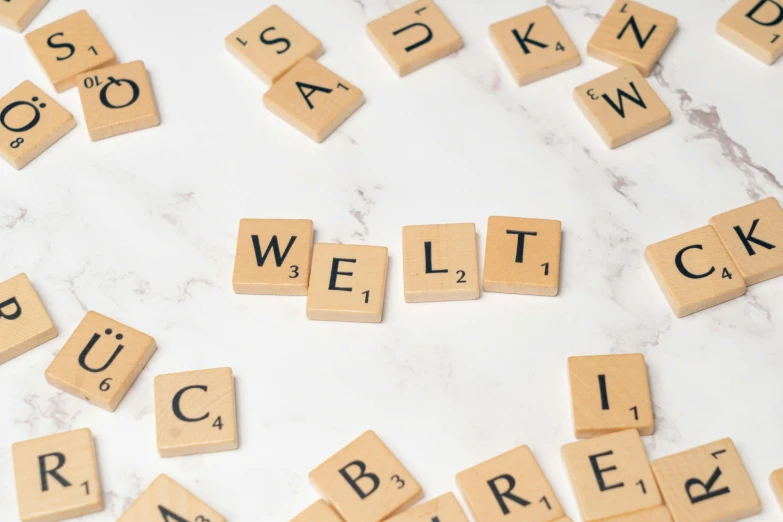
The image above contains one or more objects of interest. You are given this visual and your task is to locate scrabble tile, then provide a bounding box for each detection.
[306,243,388,323]
[574,64,670,149]
[645,226,747,318]
[483,216,561,296]
[490,6,580,86]
[387,493,470,522]
[45,311,156,412]
[291,500,344,522]
[718,0,783,64]
[709,197,783,286]
[0,0,48,32]
[402,223,480,303]
[588,1,677,76]
[652,439,761,522]
[118,474,225,522]
[232,218,313,295]
[568,354,654,439]
[770,468,783,510]
[603,506,673,522]
[310,431,423,522]
[26,10,116,93]
[12,428,103,522]
[0,81,75,170]
[226,5,324,85]
[155,367,238,458]
[0,273,57,365]
[75,61,159,141]
[562,429,662,522]
[367,0,463,77]
[457,445,566,522]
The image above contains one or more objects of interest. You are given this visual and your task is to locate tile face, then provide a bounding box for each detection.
[306,243,388,323]
[603,506,673,522]
[652,439,760,522]
[12,428,103,522]
[0,0,48,32]
[75,61,159,141]
[457,445,565,522]
[771,468,783,511]
[291,500,344,522]
[26,10,116,93]
[562,429,662,522]
[226,5,324,85]
[0,273,57,365]
[574,65,670,149]
[45,311,157,412]
[645,226,747,318]
[118,474,225,522]
[490,7,580,86]
[718,0,783,64]
[232,218,313,295]
[310,431,423,522]
[568,354,654,439]
[0,81,75,170]
[402,223,480,303]
[367,0,463,77]
[387,493,469,522]
[155,368,238,458]
[709,197,783,285]
[483,216,561,296]
[588,1,677,76]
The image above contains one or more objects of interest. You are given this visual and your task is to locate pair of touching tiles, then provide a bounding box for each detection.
[118,474,225,522]
[719,0,783,64]
[0,0,47,32]
[0,273,57,365]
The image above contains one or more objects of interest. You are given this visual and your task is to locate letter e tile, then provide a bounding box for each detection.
[118,474,225,522]
[0,273,57,365]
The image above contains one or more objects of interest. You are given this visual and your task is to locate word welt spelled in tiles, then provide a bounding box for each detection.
[0,273,57,365]
[718,0,783,64]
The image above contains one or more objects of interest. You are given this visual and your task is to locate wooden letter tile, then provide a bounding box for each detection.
[645,226,746,318]
[457,445,566,522]
[0,0,48,32]
[718,0,783,64]
[75,61,159,141]
[387,493,469,522]
[603,506,673,522]
[118,474,225,522]
[26,10,116,93]
[574,64,670,149]
[367,0,463,77]
[0,273,57,365]
[155,367,238,457]
[709,197,783,285]
[233,218,313,295]
[588,1,677,76]
[309,431,423,522]
[12,428,103,522]
[306,243,388,323]
[490,6,580,86]
[568,354,654,438]
[226,5,324,85]
[771,468,783,511]
[651,439,760,522]
[45,311,156,412]
[402,223,480,303]
[562,429,662,522]
[291,500,345,522]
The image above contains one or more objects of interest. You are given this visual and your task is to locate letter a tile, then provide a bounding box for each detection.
[0,273,57,365]
[291,500,345,522]
[118,474,225,522]
[718,0,783,64]
[771,468,783,511]
[310,431,423,522]
[387,493,470,522]
[0,0,48,32]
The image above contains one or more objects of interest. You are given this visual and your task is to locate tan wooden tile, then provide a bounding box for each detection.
[603,506,674,522]
[155,367,238,458]
[588,1,677,77]
[490,6,580,86]
[367,0,462,77]
[387,493,469,522]
[0,273,57,365]
[770,468,783,511]
[568,354,654,439]
[457,445,566,522]
[483,216,561,297]
[651,439,760,522]
[645,226,747,318]
[306,243,388,323]
[718,0,783,64]
[232,218,313,295]
[574,64,670,149]
[291,500,345,522]
[562,429,662,522]
[26,10,116,93]
[310,431,423,522]
[12,428,103,522]
[226,5,324,85]
[0,80,75,170]
[45,311,156,412]
[709,197,783,286]
[0,0,48,32]
[402,223,480,303]
[118,474,225,522]
[75,61,159,141]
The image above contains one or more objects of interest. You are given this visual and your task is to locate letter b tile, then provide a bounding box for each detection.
[0,273,57,365]
[718,0,783,64]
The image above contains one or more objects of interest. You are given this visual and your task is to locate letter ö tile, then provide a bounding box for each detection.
[0,0,48,32]
[0,273,57,365]
[387,493,470,522]
[718,0,783,64]
[118,474,226,522]
[291,500,345,522]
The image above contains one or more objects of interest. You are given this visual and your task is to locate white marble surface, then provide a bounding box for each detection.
[1,0,782,520]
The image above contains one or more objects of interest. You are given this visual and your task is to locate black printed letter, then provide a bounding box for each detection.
[512,23,548,54]
[617,16,657,49]
[339,460,380,499]
[296,82,333,110]
[260,26,291,54]
[78,333,124,373]
[589,451,624,491]
[675,244,715,279]
[252,235,297,267]
[0,296,22,321]
[425,241,448,273]
[733,219,775,256]
[685,467,731,504]
[602,82,646,118]
[329,258,356,291]
[172,385,209,422]
[506,230,537,263]
[47,33,75,61]
[392,22,433,53]
[746,0,783,26]
[39,452,71,491]
[487,474,530,515]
